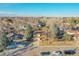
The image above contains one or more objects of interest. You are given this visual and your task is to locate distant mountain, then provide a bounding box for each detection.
[0,12,27,17]
[0,13,17,17]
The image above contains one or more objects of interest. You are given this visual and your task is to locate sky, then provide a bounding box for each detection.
[0,3,79,17]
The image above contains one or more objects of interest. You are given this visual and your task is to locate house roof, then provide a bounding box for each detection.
[66,30,79,35]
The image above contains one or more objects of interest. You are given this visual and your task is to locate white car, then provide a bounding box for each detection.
[51,51,63,56]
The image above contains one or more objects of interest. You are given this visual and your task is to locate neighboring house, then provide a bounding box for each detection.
[66,30,79,40]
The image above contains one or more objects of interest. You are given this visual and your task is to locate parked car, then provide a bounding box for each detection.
[6,44,16,49]
[51,51,63,56]
[16,34,24,39]
[64,50,76,55]
[40,51,51,56]
[37,22,45,28]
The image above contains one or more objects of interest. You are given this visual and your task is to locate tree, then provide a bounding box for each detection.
[51,24,64,40]
[63,32,74,41]
[24,24,33,41]
[68,18,78,25]
[0,32,8,51]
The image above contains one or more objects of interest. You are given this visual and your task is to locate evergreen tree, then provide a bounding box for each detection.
[51,24,64,40]
[0,32,8,51]
[24,24,33,41]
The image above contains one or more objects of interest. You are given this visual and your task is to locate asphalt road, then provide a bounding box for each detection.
[2,40,79,56]
[12,46,79,56]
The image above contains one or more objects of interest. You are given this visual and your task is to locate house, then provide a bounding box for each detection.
[66,30,79,40]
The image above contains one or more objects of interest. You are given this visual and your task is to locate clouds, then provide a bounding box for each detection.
[0,11,18,17]
[0,11,28,17]
[0,3,16,7]
[0,11,15,14]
